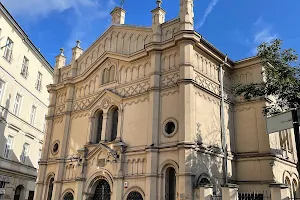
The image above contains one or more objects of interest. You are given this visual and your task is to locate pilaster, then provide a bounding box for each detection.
[70,40,83,77]
[34,90,57,200]
[178,40,195,142]
[151,4,165,42]
[52,83,75,200]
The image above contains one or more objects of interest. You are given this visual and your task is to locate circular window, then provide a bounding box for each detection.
[163,118,178,137]
[51,141,60,155]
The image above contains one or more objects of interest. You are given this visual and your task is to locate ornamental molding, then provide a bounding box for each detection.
[123,96,148,108]
[115,81,150,97]
[161,88,179,97]
[161,72,179,88]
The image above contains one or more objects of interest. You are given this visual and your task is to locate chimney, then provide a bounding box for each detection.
[151,0,165,42]
[111,7,126,25]
[180,0,194,30]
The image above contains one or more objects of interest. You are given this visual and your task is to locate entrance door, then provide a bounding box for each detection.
[126,191,143,200]
[92,180,111,200]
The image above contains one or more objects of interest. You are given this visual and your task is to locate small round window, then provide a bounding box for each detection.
[165,122,175,135]
[52,141,59,155]
[163,118,178,137]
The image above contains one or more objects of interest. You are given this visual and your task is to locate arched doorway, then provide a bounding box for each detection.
[92,179,111,200]
[165,167,176,200]
[14,185,24,200]
[63,192,74,200]
[126,191,143,200]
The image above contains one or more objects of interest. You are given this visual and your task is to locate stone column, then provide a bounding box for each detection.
[101,113,108,142]
[74,179,84,200]
[116,108,123,141]
[34,90,57,200]
[221,184,239,200]
[269,183,289,200]
[70,40,83,77]
[51,84,75,200]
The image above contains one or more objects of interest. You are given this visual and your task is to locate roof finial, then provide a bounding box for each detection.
[60,47,64,56]
[76,40,81,48]
[156,0,162,7]
[120,0,125,8]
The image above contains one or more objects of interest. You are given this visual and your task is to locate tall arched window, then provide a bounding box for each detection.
[109,66,115,82]
[108,106,118,142]
[165,167,176,200]
[95,110,103,143]
[102,69,109,84]
[47,177,54,200]
[63,192,74,200]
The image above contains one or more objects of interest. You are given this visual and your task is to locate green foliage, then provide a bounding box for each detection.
[234,39,300,115]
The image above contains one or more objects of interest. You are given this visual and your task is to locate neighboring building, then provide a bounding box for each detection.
[35,1,298,200]
[0,3,53,200]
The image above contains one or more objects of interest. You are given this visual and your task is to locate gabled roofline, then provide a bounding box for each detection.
[0,3,54,75]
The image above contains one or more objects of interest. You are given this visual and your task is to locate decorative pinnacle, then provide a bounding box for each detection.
[76,40,81,48]
[120,0,125,8]
[156,0,162,7]
[60,47,64,56]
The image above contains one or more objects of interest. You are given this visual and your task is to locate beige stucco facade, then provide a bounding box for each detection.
[36,1,298,200]
[0,3,54,200]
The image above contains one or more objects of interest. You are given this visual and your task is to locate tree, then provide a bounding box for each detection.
[234,39,300,115]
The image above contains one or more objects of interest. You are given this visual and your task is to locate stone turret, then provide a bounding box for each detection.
[151,0,166,42]
[180,0,194,30]
[111,6,126,25]
[55,47,66,69]
[72,40,83,61]
[53,48,65,84]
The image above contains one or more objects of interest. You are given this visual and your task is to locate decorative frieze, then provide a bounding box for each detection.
[115,81,150,97]
[194,72,219,95]
[161,72,179,88]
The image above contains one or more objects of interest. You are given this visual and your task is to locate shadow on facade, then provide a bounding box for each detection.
[185,108,234,195]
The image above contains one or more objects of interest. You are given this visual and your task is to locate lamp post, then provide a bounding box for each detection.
[220,55,228,185]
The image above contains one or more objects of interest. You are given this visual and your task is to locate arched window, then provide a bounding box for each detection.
[63,192,74,200]
[47,177,54,200]
[102,68,109,84]
[108,106,118,142]
[127,191,143,200]
[95,110,103,143]
[109,66,115,82]
[285,177,292,198]
[165,167,176,200]
[293,179,298,198]
[14,185,24,200]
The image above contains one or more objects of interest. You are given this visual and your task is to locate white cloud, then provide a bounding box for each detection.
[254,28,277,44]
[196,0,219,29]
[1,0,101,18]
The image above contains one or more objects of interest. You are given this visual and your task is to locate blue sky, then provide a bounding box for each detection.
[1,0,300,67]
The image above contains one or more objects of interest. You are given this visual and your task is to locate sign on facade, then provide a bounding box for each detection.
[266,110,300,134]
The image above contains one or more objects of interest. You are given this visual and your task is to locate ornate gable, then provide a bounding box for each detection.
[76,25,152,76]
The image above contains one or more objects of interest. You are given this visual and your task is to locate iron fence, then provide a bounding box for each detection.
[238,192,271,200]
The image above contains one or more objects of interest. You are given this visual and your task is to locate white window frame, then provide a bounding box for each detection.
[13,93,22,116]
[20,143,30,163]
[35,72,42,91]
[21,56,29,78]
[29,105,36,125]
[3,135,14,159]
[3,37,13,62]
